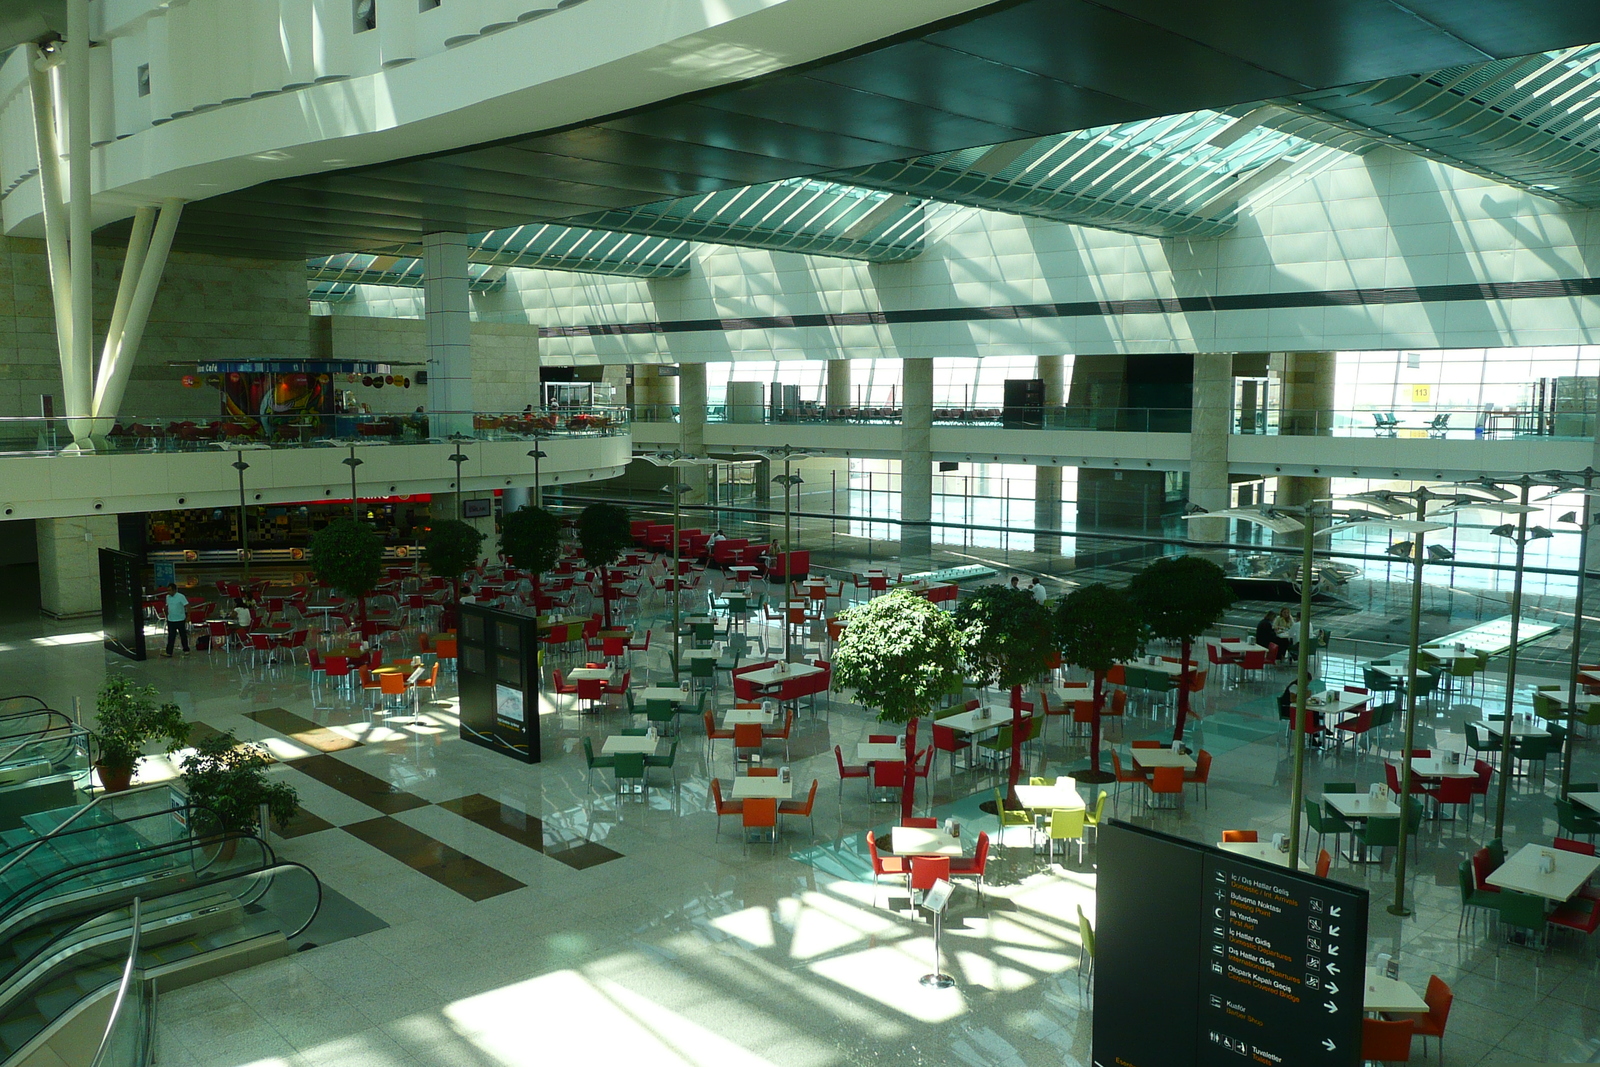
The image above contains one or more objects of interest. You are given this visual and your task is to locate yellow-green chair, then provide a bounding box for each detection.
[1049,807,1086,865]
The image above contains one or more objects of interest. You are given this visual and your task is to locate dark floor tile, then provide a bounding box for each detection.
[546,841,623,871]
[287,753,428,814]
[247,707,361,753]
[291,885,388,950]
[344,816,524,901]
[185,721,232,748]
[276,807,336,839]
[439,794,545,852]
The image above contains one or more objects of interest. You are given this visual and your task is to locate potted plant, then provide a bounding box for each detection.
[181,731,300,837]
[578,502,632,628]
[90,675,189,792]
[832,588,965,821]
[501,504,563,612]
[310,517,384,621]
[955,585,1058,807]
[1054,583,1145,783]
[1128,554,1235,743]
[423,518,485,631]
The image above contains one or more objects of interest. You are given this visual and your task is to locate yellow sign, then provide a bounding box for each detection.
[1411,384,1431,403]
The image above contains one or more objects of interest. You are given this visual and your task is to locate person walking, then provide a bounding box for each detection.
[161,584,191,657]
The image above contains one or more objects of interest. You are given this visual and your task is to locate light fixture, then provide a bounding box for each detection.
[1490,523,1516,539]
[1560,511,1579,525]
[1425,545,1454,561]
[1530,526,1554,541]
[1386,541,1414,558]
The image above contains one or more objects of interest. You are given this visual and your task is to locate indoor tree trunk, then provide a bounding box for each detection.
[900,716,920,822]
[1172,637,1193,743]
[1007,684,1026,808]
[1078,671,1114,784]
[601,568,613,629]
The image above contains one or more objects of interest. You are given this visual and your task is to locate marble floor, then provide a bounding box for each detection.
[4,592,1598,1067]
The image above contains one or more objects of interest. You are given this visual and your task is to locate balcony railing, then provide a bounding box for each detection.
[1239,406,1597,440]
[631,404,1194,432]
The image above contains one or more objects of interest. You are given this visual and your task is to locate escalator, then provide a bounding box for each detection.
[0,786,322,1066]
[0,705,91,830]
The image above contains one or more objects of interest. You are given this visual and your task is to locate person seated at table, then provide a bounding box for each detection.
[1272,607,1299,662]
[232,597,256,629]
[706,529,726,564]
[1278,680,1325,742]
[1254,611,1279,652]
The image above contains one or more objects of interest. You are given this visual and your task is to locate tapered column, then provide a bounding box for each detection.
[1035,355,1065,553]
[1274,351,1335,534]
[901,358,933,563]
[826,359,851,415]
[65,0,92,438]
[1189,353,1233,545]
[423,232,474,437]
[678,363,708,503]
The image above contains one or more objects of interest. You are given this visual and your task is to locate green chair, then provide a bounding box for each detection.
[1362,665,1397,699]
[978,725,1014,766]
[645,739,679,782]
[1084,790,1109,850]
[1048,807,1086,865]
[1497,889,1549,952]
[1555,798,1600,840]
[1449,655,1480,699]
[689,655,716,691]
[1352,807,1417,866]
[613,752,647,800]
[1464,721,1498,758]
[994,788,1031,836]
[1304,798,1351,862]
[582,737,614,790]
[645,698,678,732]
[1532,689,1561,723]
[690,620,716,647]
[1412,670,1441,704]
[1514,734,1556,784]
[1076,904,1096,992]
[1457,859,1499,936]
[621,727,648,736]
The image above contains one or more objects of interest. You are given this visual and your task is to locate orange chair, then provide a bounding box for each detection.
[733,722,764,764]
[779,779,818,836]
[1360,1018,1414,1063]
[747,766,778,777]
[865,830,908,906]
[1147,765,1185,809]
[358,666,383,707]
[1315,849,1332,879]
[1222,830,1258,843]
[709,778,743,840]
[377,671,409,716]
[704,709,735,760]
[835,745,869,801]
[763,708,794,760]
[1184,749,1213,807]
[949,830,991,903]
[1387,975,1450,1063]
[434,637,458,673]
[909,855,950,901]
[1108,750,1148,816]
[410,661,441,707]
[743,798,778,853]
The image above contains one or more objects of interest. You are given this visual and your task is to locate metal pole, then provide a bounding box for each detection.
[1562,468,1594,800]
[672,473,682,683]
[783,458,793,664]
[1389,487,1431,917]
[233,459,250,578]
[1286,506,1317,871]
[1493,478,1533,842]
[343,446,362,521]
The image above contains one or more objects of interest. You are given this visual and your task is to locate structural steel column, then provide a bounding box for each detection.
[423,232,474,437]
[1188,353,1233,545]
[826,359,851,415]
[1275,351,1335,525]
[1035,354,1065,554]
[901,358,933,563]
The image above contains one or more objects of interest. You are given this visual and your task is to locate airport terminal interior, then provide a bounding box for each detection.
[12,2,1600,1066]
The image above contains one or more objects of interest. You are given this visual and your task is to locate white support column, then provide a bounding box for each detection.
[1189,353,1233,545]
[678,363,708,503]
[37,514,116,619]
[901,358,933,563]
[27,48,74,431]
[65,0,93,436]
[826,359,851,415]
[423,232,474,437]
[92,200,183,431]
[1034,354,1065,554]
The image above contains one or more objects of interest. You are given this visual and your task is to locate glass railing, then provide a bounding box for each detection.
[632,404,1195,432]
[89,897,149,1067]
[0,406,630,458]
[1235,406,1597,440]
[0,724,91,811]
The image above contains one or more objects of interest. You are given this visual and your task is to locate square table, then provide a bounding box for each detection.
[1366,664,1433,682]
[1408,756,1477,779]
[1218,841,1289,866]
[857,742,907,762]
[1363,969,1428,1014]
[741,663,823,688]
[1118,657,1186,676]
[722,707,776,727]
[1570,790,1600,816]
[732,776,794,800]
[889,826,964,856]
[1014,779,1086,813]
[1472,718,1550,740]
[1130,748,1197,770]
[1323,792,1403,819]
[680,648,721,662]
[1054,683,1092,702]
[1210,639,1267,655]
[1487,843,1600,901]
[938,708,1026,735]
[639,686,690,703]
[601,735,662,756]
[567,667,613,682]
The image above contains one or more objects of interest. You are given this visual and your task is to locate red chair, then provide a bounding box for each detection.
[835,745,869,801]
[1471,847,1501,898]
[1469,760,1493,823]
[1238,649,1267,684]
[709,778,743,840]
[1362,1018,1413,1062]
[1222,830,1257,843]
[743,798,778,853]
[551,669,578,697]
[909,855,950,901]
[949,830,991,902]
[763,709,794,760]
[1383,975,1451,1063]
[1426,775,1474,821]
[576,678,604,709]
[932,722,966,778]
[1315,849,1331,878]
[901,817,938,828]
[601,670,631,701]
[873,758,905,793]
[778,779,818,836]
[865,830,908,906]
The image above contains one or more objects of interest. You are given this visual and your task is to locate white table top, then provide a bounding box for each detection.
[729,566,758,574]
[731,775,794,799]
[1367,664,1432,680]
[1324,792,1403,818]
[741,663,823,687]
[567,667,613,682]
[1209,639,1268,654]
[1301,691,1371,715]
[1364,969,1428,1014]
[639,687,690,702]
[938,707,1026,734]
[1409,756,1477,779]
[1421,646,1480,664]
[1014,780,1086,812]
[889,826,964,856]
[1130,748,1197,770]
[1545,691,1600,710]
[1217,841,1288,866]
[601,735,662,756]
[857,742,906,762]
[1118,657,1187,676]
[681,648,721,661]
[1487,843,1600,901]
[722,707,776,726]
[1472,718,1550,739]
[1570,790,1600,815]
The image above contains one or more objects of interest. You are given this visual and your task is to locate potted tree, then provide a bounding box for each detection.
[309,517,384,622]
[181,731,300,838]
[955,585,1058,807]
[1128,554,1235,743]
[832,588,965,821]
[500,504,563,612]
[1054,584,1145,783]
[578,502,632,628]
[90,675,190,792]
[423,518,484,632]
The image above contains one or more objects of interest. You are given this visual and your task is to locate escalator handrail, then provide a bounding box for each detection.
[0,809,265,924]
[0,723,87,768]
[88,896,143,1067]
[0,709,74,746]
[0,696,51,716]
[0,783,180,883]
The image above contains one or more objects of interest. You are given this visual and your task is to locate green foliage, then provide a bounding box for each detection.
[92,675,189,772]
[309,518,384,600]
[423,519,484,582]
[833,589,964,723]
[500,505,563,574]
[955,585,1057,691]
[1128,554,1236,643]
[578,502,632,570]
[181,731,300,834]
[1055,584,1145,673]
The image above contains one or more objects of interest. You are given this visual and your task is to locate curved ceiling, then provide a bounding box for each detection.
[169,0,1600,259]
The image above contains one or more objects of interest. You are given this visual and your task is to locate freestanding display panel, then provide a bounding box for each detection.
[1093,821,1367,1067]
[98,548,146,661]
[456,603,540,763]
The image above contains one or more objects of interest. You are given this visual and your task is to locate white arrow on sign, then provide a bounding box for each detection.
[1324,982,1339,995]
[1325,962,1341,976]
[1329,906,1341,917]
[1327,925,1340,937]
[1322,1039,1337,1052]
[1327,944,1340,956]
[1324,1001,1338,1014]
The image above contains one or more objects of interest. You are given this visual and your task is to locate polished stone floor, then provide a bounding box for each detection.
[5,588,1597,1067]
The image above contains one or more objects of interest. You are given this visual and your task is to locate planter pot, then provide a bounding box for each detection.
[96,763,135,793]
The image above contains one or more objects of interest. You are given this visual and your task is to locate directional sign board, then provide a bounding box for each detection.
[1093,822,1367,1067]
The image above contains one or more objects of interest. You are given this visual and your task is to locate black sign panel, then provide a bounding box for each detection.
[1093,822,1365,1067]
[456,602,540,763]
[98,548,146,661]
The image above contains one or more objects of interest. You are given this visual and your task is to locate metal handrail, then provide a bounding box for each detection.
[89,896,143,1067]
[0,783,170,882]
[0,723,85,767]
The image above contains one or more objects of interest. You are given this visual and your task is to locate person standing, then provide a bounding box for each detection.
[1029,577,1048,605]
[162,584,191,657]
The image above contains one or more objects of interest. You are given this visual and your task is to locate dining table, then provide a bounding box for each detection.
[732,775,794,800]
[740,662,823,688]
[1487,843,1600,901]
[722,706,776,727]
[1471,717,1551,740]
[1218,840,1289,866]
[1570,789,1600,817]
[601,734,662,756]
[1363,969,1428,1014]
[856,741,907,762]
[1014,778,1086,813]
[639,686,690,703]
[1323,791,1403,863]
[1129,748,1197,771]
[888,826,964,857]
[1408,756,1476,779]
[566,666,613,683]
